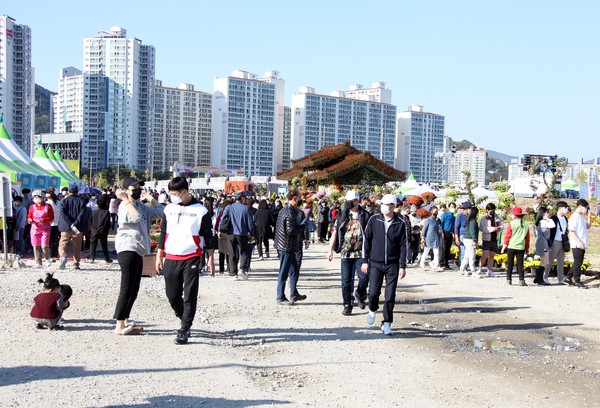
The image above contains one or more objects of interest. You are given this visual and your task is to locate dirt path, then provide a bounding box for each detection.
[1,242,600,407]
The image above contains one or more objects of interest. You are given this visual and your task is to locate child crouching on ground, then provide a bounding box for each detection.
[30,273,71,330]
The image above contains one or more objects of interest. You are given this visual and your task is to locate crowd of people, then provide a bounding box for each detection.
[16,180,594,341]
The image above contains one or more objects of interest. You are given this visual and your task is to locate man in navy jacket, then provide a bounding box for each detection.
[361,194,407,335]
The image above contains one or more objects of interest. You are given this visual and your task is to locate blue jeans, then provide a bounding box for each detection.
[341,258,368,305]
[277,250,299,301]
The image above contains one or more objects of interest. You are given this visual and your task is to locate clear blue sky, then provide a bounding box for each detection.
[4,0,598,163]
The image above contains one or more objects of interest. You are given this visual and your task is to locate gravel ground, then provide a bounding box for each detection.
[1,241,600,407]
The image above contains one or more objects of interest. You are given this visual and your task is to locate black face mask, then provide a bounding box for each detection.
[130,188,142,200]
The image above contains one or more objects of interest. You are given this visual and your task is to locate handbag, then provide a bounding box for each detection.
[218,207,231,233]
[558,219,570,252]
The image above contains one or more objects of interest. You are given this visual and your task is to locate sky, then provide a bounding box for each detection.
[3,0,599,163]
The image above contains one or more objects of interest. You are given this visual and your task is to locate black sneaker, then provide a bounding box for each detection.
[73,264,81,270]
[573,281,588,289]
[565,277,574,285]
[175,329,190,345]
[292,294,307,301]
[36,323,47,330]
[342,305,353,316]
[354,292,366,309]
[105,259,113,264]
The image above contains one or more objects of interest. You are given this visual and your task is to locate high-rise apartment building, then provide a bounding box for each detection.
[448,144,487,187]
[53,67,84,134]
[291,84,396,166]
[77,26,155,170]
[396,105,445,183]
[282,106,291,171]
[153,80,212,176]
[0,16,34,153]
[211,70,284,176]
[343,82,392,104]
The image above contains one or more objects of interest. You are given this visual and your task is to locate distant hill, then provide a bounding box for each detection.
[487,150,517,163]
[35,84,56,134]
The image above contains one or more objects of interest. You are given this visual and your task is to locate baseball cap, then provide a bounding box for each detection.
[380,194,397,205]
[344,190,360,201]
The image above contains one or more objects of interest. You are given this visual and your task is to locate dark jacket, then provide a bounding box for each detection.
[274,204,304,252]
[90,209,111,238]
[58,194,86,233]
[332,206,371,253]
[362,213,407,268]
[254,208,274,238]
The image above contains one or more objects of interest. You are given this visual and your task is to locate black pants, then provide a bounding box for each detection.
[90,232,110,261]
[227,234,249,275]
[219,252,227,272]
[114,251,143,320]
[506,248,525,281]
[568,248,586,283]
[163,257,201,331]
[50,225,60,258]
[318,221,329,241]
[256,233,270,257]
[442,231,454,267]
[367,261,399,323]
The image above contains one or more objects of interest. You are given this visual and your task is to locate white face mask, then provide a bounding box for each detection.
[380,204,392,215]
[34,197,43,204]
[170,194,182,205]
[401,210,408,216]
[581,207,588,214]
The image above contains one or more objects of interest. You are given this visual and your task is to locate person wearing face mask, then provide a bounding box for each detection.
[440,202,456,269]
[317,200,330,243]
[362,194,407,336]
[11,196,27,258]
[327,190,372,316]
[478,203,503,277]
[27,190,54,269]
[566,199,592,288]
[113,177,162,335]
[57,186,86,270]
[547,201,569,284]
[155,177,212,345]
[420,206,443,272]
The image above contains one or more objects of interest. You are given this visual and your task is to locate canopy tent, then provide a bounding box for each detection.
[50,148,79,181]
[32,146,79,187]
[396,172,420,194]
[414,183,434,196]
[472,186,497,199]
[0,118,67,189]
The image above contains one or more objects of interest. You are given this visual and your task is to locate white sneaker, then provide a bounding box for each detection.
[473,271,483,279]
[367,311,376,325]
[475,268,482,275]
[31,264,42,270]
[458,269,467,277]
[487,269,496,277]
[45,260,52,268]
[543,277,550,285]
[381,322,393,336]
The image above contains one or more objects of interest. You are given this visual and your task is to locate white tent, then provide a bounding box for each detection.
[472,186,497,199]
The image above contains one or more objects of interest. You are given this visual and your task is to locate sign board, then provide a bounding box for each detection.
[0,173,13,218]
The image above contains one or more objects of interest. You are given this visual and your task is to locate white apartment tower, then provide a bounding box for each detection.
[0,16,34,153]
[396,105,445,183]
[291,83,396,166]
[53,67,84,133]
[448,144,487,187]
[153,80,212,175]
[81,26,155,170]
[211,70,284,176]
